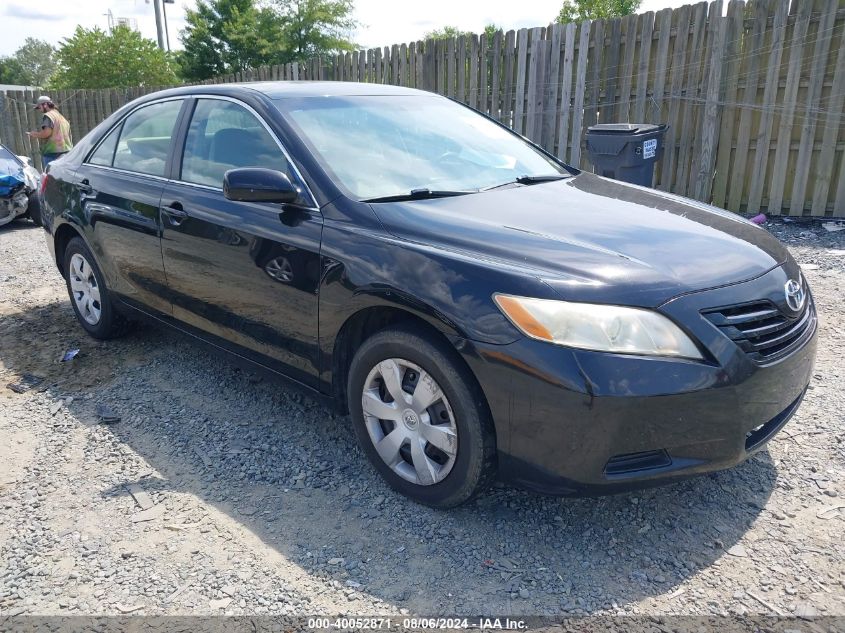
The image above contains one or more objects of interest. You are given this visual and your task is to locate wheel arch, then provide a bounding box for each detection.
[53,222,87,277]
[330,305,492,429]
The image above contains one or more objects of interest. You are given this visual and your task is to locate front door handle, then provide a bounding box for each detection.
[162,202,188,226]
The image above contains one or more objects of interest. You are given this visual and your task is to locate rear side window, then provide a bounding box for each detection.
[181,99,290,188]
[88,126,120,166]
[113,100,183,177]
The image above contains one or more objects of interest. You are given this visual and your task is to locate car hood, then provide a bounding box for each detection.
[368,172,789,307]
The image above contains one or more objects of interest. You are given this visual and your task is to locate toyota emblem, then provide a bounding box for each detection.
[784,278,806,312]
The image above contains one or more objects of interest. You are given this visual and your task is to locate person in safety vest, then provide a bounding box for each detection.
[27,95,73,168]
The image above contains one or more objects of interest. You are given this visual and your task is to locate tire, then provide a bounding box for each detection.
[347,325,496,508]
[26,193,42,227]
[63,237,131,339]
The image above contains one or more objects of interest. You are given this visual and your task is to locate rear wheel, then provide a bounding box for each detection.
[347,326,496,508]
[26,193,42,226]
[63,237,131,339]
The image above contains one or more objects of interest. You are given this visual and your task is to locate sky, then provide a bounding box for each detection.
[0,0,693,58]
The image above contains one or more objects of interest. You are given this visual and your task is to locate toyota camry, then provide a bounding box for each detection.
[40,82,817,507]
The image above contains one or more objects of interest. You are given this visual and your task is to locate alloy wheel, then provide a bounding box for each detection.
[361,358,458,485]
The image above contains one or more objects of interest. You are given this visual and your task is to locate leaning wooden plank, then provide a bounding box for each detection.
[711,0,745,208]
[26,90,41,160]
[602,18,622,123]
[436,40,445,95]
[502,30,516,125]
[479,32,489,115]
[392,44,400,85]
[398,44,406,86]
[523,29,543,142]
[446,38,456,98]
[675,2,708,197]
[491,31,502,122]
[470,34,480,110]
[584,18,604,144]
[617,13,638,123]
[12,93,24,155]
[632,12,654,123]
[693,2,730,202]
[650,8,672,125]
[810,10,845,214]
[746,0,789,213]
[514,29,529,135]
[686,0,722,198]
[728,0,771,211]
[526,28,543,142]
[570,20,592,168]
[767,0,813,215]
[789,0,837,215]
[556,23,576,161]
[538,33,551,146]
[660,4,691,190]
[545,24,564,155]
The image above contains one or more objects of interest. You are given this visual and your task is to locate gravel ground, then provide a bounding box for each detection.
[0,218,843,618]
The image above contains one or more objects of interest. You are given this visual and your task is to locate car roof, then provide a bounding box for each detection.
[145,81,434,101]
[250,81,433,98]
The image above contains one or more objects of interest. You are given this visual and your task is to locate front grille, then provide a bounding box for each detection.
[702,296,815,363]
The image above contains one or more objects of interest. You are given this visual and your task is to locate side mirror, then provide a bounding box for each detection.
[223,168,300,204]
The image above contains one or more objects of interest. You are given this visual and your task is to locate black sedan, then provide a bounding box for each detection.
[40,82,817,507]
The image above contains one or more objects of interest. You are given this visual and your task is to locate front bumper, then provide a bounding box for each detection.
[461,265,818,495]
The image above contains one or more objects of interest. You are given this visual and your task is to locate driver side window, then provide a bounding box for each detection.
[181,99,296,191]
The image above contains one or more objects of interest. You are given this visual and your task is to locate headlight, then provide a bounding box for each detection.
[494,294,703,359]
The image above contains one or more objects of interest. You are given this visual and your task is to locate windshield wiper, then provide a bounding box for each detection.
[482,174,571,191]
[362,188,475,203]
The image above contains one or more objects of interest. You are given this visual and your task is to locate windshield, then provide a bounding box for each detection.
[276,95,570,200]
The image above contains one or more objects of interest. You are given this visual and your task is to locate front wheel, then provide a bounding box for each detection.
[347,326,496,508]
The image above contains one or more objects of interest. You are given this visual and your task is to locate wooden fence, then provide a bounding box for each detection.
[1,0,843,216]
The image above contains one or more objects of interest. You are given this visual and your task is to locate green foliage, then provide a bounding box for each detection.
[423,26,471,40]
[0,57,29,86]
[178,0,284,81]
[12,38,56,86]
[423,23,501,47]
[51,26,179,89]
[178,0,357,81]
[0,38,55,87]
[276,0,358,62]
[556,0,641,23]
[0,37,56,86]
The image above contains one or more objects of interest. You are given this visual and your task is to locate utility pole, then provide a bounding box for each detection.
[162,0,171,51]
[152,0,166,50]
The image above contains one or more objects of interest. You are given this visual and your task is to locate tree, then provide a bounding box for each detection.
[13,38,56,86]
[556,0,641,23]
[178,0,357,81]
[423,26,471,40]
[0,57,28,86]
[51,26,178,89]
[178,0,284,81]
[273,0,357,63]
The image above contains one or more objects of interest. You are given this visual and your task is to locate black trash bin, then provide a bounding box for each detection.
[585,123,668,187]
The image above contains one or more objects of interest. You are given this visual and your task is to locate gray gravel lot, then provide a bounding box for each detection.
[0,218,843,617]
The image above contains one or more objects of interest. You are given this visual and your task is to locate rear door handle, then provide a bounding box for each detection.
[76,179,94,196]
[162,202,188,226]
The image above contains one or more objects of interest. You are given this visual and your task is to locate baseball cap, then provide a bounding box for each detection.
[32,95,52,109]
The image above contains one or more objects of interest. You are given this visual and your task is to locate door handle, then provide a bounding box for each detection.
[76,179,94,197]
[162,202,188,226]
